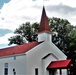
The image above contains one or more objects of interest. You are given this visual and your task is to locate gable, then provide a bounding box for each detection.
[0,41,42,57]
[34,41,67,60]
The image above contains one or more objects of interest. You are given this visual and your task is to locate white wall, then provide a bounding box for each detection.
[42,54,57,75]
[38,32,52,42]
[0,54,26,75]
[62,69,67,75]
[25,41,67,75]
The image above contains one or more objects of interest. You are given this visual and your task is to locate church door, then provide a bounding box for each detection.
[49,69,56,75]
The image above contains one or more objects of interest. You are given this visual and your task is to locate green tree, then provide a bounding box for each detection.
[66,28,76,58]
[49,17,74,52]
[8,22,39,45]
[69,30,76,49]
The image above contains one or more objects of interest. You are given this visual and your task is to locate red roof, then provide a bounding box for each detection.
[0,41,42,57]
[38,6,50,33]
[47,59,71,69]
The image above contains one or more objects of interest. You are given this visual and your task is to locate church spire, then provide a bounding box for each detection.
[38,6,52,42]
[38,6,50,33]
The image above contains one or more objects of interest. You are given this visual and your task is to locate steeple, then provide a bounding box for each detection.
[38,6,50,33]
[38,6,52,42]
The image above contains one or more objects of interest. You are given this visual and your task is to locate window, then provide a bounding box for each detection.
[14,72,16,75]
[35,68,38,75]
[13,68,16,75]
[4,68,8,75]
[14,56,16,60]
[5,63,8,68]
[13,68,15,72]
[4,63,8,75]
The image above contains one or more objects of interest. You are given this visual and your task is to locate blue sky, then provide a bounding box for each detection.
[0,0,10,9]
[0,0,76,49]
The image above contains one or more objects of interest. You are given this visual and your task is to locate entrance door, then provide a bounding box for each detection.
[49,69,56,75]
[4,68,8,75]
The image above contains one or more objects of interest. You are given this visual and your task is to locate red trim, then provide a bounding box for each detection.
[0,41,42,57]
[47,59,71,69]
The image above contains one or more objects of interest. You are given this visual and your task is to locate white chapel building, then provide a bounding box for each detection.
[0,6,71,75]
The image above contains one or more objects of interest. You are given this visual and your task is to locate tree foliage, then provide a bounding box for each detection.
[69,30,76,49]
[49,17,74,52]
[8,22,39,45]
[67,29,76,58]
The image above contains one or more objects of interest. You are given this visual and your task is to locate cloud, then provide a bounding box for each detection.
[43,0,76,8]
[46,4,76,16]
[0,0,76,48]
[0,0,43,31]
[0,0,76,32]
[0,33,15,44]
[0,29,13,36]
[0,44,16,49]
[45,4,76,25]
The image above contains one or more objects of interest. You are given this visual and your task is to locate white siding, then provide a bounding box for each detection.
[0,54,26,75]
[38,32,52,42]
[25,41,67,75]
[42,54,57,75]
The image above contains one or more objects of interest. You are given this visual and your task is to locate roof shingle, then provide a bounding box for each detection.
[0,41,42,57]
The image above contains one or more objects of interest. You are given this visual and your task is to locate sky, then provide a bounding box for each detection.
[0,0,76,49]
